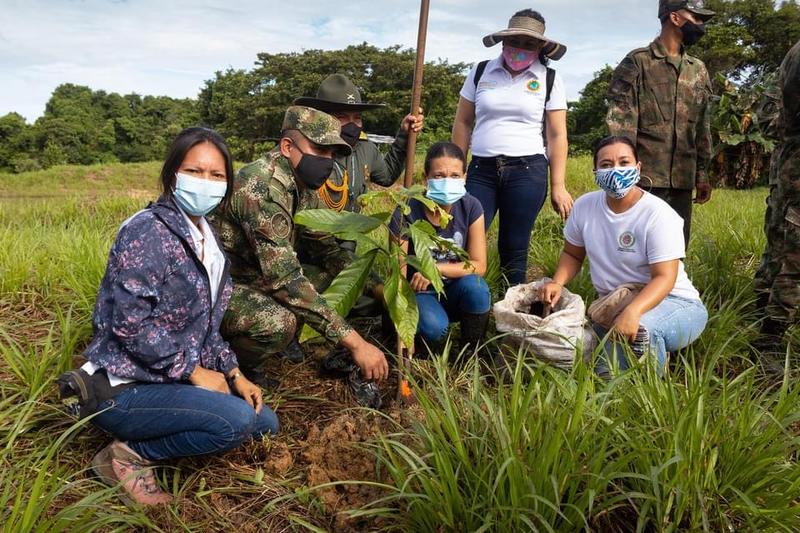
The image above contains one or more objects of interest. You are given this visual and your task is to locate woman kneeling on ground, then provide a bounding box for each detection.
[540,136,708,375]
[390,141,491,356]
[79,127,278,505]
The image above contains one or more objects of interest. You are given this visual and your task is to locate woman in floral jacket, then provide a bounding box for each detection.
[81,127,278,506]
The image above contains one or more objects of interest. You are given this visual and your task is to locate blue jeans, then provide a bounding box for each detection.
[593,296,708,375]
[416,274,491,343]
[466,154,549,286]
[92,383,280,461]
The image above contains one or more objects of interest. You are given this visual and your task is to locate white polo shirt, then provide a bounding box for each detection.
[460,55,567,158]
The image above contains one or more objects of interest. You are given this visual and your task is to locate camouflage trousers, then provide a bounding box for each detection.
[221,264,382,371]
[754,142,800,326]
[220,283,299,373]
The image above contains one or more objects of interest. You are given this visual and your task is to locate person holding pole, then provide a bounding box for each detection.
[294,74,423,214]
[452,8,572,287]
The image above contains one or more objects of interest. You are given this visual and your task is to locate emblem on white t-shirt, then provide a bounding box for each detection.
[618,231,636,253]
[526,80,541,92]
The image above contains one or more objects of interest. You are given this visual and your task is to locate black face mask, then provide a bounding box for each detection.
[680,21,706,46]
[292,144,334,190]
[340,122,363,147]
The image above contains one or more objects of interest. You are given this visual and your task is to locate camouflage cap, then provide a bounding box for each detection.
[281,105,352,157]
[659,0,715,21]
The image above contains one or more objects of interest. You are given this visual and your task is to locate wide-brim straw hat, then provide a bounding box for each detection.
[483,15,567,61]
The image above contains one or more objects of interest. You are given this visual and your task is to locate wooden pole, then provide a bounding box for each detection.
[403,0,430,187]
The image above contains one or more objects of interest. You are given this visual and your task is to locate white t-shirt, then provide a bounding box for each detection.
[459,55,567,158]
[563,190,700,301]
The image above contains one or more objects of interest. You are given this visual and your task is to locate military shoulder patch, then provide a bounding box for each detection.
[269,212,292,241]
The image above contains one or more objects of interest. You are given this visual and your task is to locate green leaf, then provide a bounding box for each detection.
[384,265,419,348]
[299,251,377,342]
[294,209,382,235]
[405,255,443,294]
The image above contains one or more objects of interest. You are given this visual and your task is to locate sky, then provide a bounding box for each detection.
[2,0,666,123]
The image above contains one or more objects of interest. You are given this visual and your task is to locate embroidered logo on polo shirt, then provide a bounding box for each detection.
[618,231,636,253]
[527,80,541,92]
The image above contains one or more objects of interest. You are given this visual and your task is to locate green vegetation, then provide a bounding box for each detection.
[2,157,799,531]
[0,86,197,172]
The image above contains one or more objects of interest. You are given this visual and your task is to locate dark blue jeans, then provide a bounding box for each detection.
[466,154,549,286]
[92,383,279,461]
[416,274,491,343]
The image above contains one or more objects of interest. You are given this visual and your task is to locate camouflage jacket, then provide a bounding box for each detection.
[320,131,408,212]
[210,149,354,343]
[780,40,800,142]
[607,39,713,190]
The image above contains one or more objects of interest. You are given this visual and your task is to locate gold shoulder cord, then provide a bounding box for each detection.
[319,169,348,212]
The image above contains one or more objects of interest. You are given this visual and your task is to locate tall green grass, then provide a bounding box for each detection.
[2,158,798,531]
[360,348,800,531]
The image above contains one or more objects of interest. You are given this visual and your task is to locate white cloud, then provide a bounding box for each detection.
[1,0,664,122]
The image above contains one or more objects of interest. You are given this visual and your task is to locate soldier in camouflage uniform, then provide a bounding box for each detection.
[209,106,389,403]
[607,0,715,247]
[753,72,784,310]
[754,40,800,359]
[294,74,423,214]
[295,74,423,319]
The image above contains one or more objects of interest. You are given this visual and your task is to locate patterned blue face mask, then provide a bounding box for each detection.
[173,172,227,216]
[594,166,640,199]
[426,177,466,206]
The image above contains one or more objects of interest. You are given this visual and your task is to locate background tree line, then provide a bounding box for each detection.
[1,0,798,187]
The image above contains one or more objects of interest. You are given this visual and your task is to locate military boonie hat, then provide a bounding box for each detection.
[281,106,352,157]
[294,74,386,113]
[659,0,715,21]
[483,14,567,61]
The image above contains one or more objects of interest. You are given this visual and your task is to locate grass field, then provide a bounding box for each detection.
[2,158,800,532]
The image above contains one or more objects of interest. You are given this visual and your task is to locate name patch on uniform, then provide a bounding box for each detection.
[527,80,541,92]
[477,81,497,90]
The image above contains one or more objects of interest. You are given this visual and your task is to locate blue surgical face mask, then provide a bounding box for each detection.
[173,172,227,216]
[426,177,466,206]
[594,166,640,199]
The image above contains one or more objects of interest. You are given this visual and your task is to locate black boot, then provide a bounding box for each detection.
[753,318,787,377]
[279,338,306,364]
[459,312,490,360]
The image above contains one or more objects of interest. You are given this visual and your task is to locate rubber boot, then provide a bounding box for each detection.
[459,311,490,362]
[753,318,788,377]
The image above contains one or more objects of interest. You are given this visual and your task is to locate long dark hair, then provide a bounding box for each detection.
[159,127,235,205]
[512,8,550,66]
[424,141,467,175]
[592,135,639,167]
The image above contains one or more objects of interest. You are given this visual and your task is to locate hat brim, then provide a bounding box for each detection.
[482,29,567,61]
[686,7,715,21]
[292,97,386,112]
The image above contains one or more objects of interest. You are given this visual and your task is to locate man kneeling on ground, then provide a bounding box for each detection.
[209,106,389,406]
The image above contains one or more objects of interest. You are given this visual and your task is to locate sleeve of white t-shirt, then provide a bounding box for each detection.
[459,65,478,103]
[545,70,568,111]
[563,196,586,247]
[645,203,686,264]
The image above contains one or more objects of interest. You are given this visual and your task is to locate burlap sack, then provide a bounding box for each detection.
[493,278,586,370]
[586,284,644,329]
